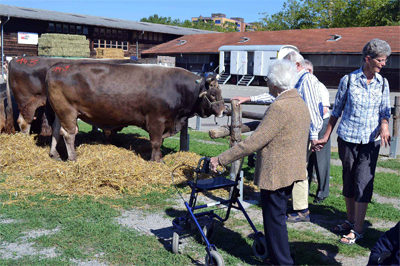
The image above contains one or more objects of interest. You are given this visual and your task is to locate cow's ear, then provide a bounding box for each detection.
[206,76,213,83]
[199,91,207,98]
[196,78,203,84]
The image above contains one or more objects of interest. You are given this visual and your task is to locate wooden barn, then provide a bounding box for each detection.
[0,4,218,60]
[142,26,400,91]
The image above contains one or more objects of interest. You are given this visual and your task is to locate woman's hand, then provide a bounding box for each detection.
[231,96,251,106]
[380,121,391,148]
[313,137,329,151]
[209,157,220,173]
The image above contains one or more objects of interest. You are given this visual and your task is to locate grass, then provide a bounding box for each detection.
[1,122,399,265]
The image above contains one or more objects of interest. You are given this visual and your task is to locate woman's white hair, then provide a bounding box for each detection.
[267,59,298,91]
[362,38,391,62]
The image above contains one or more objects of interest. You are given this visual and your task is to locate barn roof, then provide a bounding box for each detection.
[0,4,219,36]
[142,26,400,55]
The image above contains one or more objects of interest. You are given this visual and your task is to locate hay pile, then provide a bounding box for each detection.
[0,133,206,198]
[96,48,125,59]
[38,34,90,58]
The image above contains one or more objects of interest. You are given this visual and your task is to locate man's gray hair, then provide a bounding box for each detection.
[362,38,391,62]
[304,59,313,72]
[283,51,305,67]
[267,59,298,90]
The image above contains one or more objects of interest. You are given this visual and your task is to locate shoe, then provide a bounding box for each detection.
[332,220,355,233]
[340,229,363,245]
[313,197,325,204]
[286,209,310,223]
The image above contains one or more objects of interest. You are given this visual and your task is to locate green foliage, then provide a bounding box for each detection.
[257,0,400,31]
[140,14,238,33]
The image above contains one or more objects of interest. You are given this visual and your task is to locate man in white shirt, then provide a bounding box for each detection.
[304,59,331,204]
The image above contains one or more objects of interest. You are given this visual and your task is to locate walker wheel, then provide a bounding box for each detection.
[172,230,180,254]
[253,232,268,260]
[205,249,224,266]
[201,219,215,244]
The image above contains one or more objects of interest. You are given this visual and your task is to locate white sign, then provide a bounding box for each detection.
[18,32,38,45]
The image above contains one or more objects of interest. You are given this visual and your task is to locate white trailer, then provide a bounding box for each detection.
[218,45,299,86]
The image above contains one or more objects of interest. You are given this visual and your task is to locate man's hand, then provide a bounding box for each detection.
[210,157,219,173]
[313,137,328,151]
[380,122,391,148]
[231,96,251,106]
[310,139,320,152]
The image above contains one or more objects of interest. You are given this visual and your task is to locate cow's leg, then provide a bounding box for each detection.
[49,115,62,159]
[147,120,165,162]
[17,113,31,134]
[60,123,78,161]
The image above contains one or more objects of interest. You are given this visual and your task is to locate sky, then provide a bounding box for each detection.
[0,0,286,24]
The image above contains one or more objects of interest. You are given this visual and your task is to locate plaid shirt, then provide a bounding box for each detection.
[331,67,391,144]
[250,69,323,140]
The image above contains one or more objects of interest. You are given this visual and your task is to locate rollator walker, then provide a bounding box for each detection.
[171,157,268,266]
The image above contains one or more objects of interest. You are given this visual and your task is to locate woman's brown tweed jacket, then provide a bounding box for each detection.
[218,89,311,191]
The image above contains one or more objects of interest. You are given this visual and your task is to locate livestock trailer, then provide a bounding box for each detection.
[218,45,299,86]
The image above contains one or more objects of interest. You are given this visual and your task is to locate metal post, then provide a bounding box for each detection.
[196,116,201,131]
[1,16,11,78]
[239,170,244,204]
[180,121,189,151]
[389,96,400,158]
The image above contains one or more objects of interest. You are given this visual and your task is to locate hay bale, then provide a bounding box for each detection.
[95,48,124,59]
[38,33,90,58]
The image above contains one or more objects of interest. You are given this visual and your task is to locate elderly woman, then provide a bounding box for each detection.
[210,59,310,265]
[316,38,391,245]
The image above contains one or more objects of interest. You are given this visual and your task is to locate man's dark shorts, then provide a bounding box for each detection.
[338,137,380,203]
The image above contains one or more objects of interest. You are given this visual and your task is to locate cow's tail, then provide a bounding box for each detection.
[5,66,15,134]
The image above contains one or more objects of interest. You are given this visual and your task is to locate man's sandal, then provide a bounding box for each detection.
[332,220,355,233]
[340,229,363,245]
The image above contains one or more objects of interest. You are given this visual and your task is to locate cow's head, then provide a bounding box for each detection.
[196,74,225,118]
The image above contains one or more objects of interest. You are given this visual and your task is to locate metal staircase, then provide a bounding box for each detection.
[237,75,255,86]
[218,73,231,85]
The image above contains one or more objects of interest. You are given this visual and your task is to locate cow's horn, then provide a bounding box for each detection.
[196,78,203,84]
[199,91,207,98]
[216,74,221,80]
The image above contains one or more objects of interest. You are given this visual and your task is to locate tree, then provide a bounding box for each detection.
[140,14,239,33]
[257,0,399,31]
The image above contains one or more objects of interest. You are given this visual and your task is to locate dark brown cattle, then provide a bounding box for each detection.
[46,63,225,161]
[8,57,137,135]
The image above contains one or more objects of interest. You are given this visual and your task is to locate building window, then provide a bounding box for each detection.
[143,32,148,40]
[215,20,221,24]
[94,40,128,51]
[112,29,117,38]
[76,26,82,34]
[132,31,137,39]
[48,23,55,32]
[158,33,163,42]
[63,25,68,33]
[106,29,111,38]
[100,28,105,37]
[56,24,62,33]
[93,28,99,37]
[123,31,128,38]
[148,32,153,40]
[118,30,122,38]
[153,33,158,41]
[70,25,75,34]
[83,27,88,35]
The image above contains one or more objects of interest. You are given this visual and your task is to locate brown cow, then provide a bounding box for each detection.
[46,63,225,162]
[8,57,137,135]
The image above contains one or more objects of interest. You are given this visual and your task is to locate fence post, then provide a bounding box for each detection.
[229,100,242,181]
[180,121,189,151]
[389,96,400,158]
